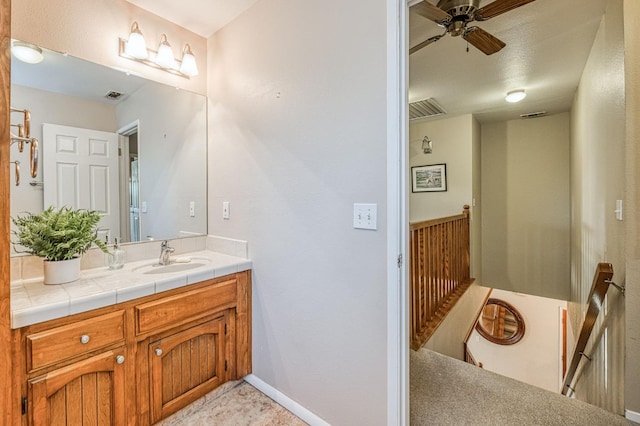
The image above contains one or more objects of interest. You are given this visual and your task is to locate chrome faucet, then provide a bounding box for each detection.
[159,240,175,265]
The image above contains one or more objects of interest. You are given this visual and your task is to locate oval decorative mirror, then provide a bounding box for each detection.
[475,298,525,345]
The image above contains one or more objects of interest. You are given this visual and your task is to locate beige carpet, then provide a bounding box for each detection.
[411,349,636,426]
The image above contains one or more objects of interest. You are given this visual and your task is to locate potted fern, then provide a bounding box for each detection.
[12,206,109,284]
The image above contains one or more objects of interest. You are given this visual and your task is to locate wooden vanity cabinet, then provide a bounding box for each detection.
[28,347,127,426]
[13,271,252,426]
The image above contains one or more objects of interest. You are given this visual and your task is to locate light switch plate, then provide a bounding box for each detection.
[223,201,230,220]
[141,201,147,213]
[353,203,377,230]
[189,201,195,217]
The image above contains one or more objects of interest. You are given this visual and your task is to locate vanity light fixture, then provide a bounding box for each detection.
[124,22,148,59]
[179,44,199,77]
[11,41,44,64]
[119,23,198,79]
[505,89,526,103]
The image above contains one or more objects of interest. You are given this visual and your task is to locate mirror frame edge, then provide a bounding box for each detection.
[475,298,526,345]
[1,0,13,423]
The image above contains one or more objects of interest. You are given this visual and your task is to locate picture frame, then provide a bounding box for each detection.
[411,163,447,193]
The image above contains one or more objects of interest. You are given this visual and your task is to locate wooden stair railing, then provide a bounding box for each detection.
[410,206,474,350]
[562,263,621,395]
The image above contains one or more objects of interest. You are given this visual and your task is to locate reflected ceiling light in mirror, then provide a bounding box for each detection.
[179,44,198,77]
[125,22,148,59]
[155,34,176,69]
[11,41,44,64]
[505,89,526,103]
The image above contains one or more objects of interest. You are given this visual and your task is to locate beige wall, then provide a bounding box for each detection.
[623,0,640,417]
[409,114,481,276]
[207,0,389,424]
[410,114,473,222]
[468,289,567,393]
[481,113,571,300]
[569,0,626,414]
[424,283,490,360]
[12,0,207,94]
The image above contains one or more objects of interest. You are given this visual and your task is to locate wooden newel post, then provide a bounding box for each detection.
[463,205,470,216]
[463,205,470,279]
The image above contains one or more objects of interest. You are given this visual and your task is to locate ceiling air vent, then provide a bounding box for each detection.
[520,111,548,119]
[409,98,447,120]
[104,90,125,100]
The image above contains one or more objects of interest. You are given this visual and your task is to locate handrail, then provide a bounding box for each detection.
[562,263,614,395]
[410,205,473,350]
[463,289,492,366]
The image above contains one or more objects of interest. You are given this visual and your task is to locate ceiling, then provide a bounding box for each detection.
[409,0,610,123]
[126,0,260,38]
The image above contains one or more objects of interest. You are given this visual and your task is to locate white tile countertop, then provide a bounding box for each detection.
[10,239,252,329]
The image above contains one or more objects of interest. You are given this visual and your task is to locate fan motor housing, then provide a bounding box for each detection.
[437,0,480,19]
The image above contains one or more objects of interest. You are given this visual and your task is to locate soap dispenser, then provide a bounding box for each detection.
[107,237,125,270]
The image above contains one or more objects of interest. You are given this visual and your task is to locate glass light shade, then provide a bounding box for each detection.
[155,35,176,69]
[179,51,198,76]
[505,89,526,103]
[125,31,148,59]
[12,41,43,64]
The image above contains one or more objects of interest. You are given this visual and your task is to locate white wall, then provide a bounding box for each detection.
[409,114,474,222]
[481,113,571,300]
[570,0,626,414]
[116,83,207,240]
[207,0,388,424]
[10,84,116,226]
[467,289,567,393]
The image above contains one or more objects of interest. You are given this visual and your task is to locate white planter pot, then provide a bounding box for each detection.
[43,257,81,285]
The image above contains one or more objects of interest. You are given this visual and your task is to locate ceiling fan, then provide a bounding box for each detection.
[410,0,536,55]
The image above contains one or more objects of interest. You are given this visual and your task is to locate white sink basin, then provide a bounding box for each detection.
[132,259,210,275]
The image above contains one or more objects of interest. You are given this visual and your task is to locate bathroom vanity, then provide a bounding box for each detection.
[9,246,252,425]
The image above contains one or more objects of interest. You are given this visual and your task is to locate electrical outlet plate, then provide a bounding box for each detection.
[353,203,377,230]
[189,201,195,217]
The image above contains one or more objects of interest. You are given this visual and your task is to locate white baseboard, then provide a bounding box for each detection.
[244,374,331,426]
[626,409,640,423]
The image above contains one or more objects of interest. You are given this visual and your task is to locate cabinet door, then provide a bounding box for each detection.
[28,349,126,426]
[149,315,227,423]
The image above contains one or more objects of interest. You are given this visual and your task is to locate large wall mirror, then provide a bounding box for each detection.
[10,40,207,253]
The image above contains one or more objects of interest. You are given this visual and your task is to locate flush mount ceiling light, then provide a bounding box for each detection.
[505,89,527,103]
[11,41,44,64]
[179,44,198,77]
[119,23,198,79]
[124,21,148,60]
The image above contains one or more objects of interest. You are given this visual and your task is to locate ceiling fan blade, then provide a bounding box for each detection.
[412,1,450,23]
[409,34,445,55]
[463,27,506,55]
[475,0,536,21]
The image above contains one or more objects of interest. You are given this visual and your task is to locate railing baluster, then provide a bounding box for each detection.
[410,205,473,350]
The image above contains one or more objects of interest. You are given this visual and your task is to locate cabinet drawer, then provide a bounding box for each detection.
[136,279,237,335]
[27,310,125,371]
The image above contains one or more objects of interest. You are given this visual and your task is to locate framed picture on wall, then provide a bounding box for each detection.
[411,163,447,192]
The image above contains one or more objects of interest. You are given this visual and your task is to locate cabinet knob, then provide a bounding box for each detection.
[80,335,90,344]
[116,355,125,364]
[155,348,163,357]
